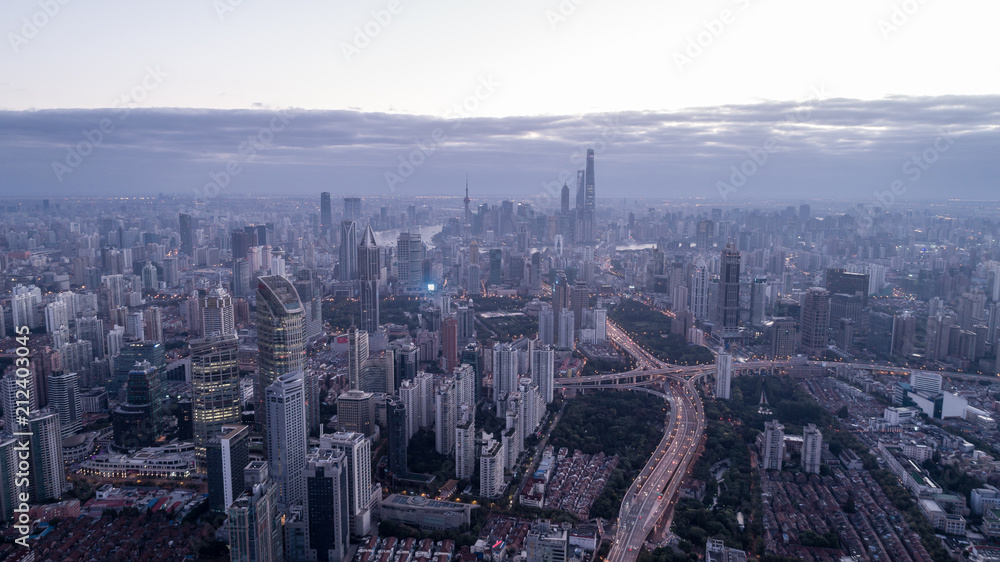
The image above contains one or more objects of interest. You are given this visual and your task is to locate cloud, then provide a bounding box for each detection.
[1,95,999,202]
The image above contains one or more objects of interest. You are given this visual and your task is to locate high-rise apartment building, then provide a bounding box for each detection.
[715,353,732,400]
[47,371,82,438]
[802,423,823,474]
[762,419,784,471]
[800,287,831,357]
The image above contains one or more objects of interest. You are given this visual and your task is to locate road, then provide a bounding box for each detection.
[601,321,707,562]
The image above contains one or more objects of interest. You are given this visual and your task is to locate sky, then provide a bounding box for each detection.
[2,0,1000,200]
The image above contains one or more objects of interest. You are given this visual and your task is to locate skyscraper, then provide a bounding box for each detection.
[582,148,596,242]
[531,344,555,403]
[358,225,380,334]
[749,277,766,326]
[126,360,163,435]
[256,275,306,430]
[397,233,423,292]
[464,181,472,226]
[492,342,518,401]
[715,353,732,400]
[344,196,361,221]
[303,449,350,562]
[179,213,193,255]
[691,257,710,320]
[28,412,65,502]
[321,431,374,536]
[336,390,376,437]
[348,327,369,391]
[456,412,476,480]
[47,371,82,438]
[442,315,458,372]
[320,192,332,236]
[266,371,308,511]
[386,396,408,479]
[229,461,283,562]
[339,220,358,282]
[800,287,831,357]
[202,286,235,337]
[718,242,741,337]
[191,334,242,473]
[435,380,457,455]
[207,424,250,513]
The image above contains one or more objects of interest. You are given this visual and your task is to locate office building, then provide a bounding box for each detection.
[202,287,236,337]
[303,449,350,562]
[256,275,306,430]
[397,233,424,292]
[802,423,823,475]
[320,192,332,236]
[339,220,358,282]
[826,268,869,305]
[321,431,374,536]
[537,302,554,346]
[691,258,710,320]
[207,424,250,513]
[358,224,381,334]
[557,309,575,350]
[442,316,459,372]
[191,334,242,473]
[229,461,283,562]
[266,371,308,511]
[526,520,569,562]
[344,196,361,221]
[125,360,163,435]
[336,390,376,437]
[910,371,943,394]
[179,213,193,255]
[717,243,741,337]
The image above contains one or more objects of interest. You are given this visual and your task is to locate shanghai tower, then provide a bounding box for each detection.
[583,148,596,243]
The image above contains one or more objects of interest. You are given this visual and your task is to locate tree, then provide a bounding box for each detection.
[837,405,849,418]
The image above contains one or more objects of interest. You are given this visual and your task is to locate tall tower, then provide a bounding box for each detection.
[583,148,596,242]
[266,371,308,512]
[339,220,358,281]
[718,242,741,337]
[28,412,65,502]
[303,449,350,562]
[358,225,381,334]
[191,334,242,473]
[320,192,332,237]
[321,431,374,536]
[463,178,472,226]
[256,276,306,430]
[179,213,193,255]
[560,183,570,215]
